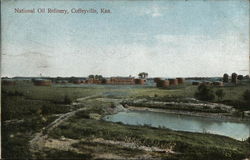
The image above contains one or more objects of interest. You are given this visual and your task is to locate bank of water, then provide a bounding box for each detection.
[104,110,250,140]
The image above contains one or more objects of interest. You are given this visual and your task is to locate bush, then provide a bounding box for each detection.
[215,89,225,101]
[246,137,250,144]
[195,84,215,101]
[243,90,250,105]
[2,90,24,97]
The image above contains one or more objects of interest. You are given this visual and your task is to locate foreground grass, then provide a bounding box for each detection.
[49,115,250,160]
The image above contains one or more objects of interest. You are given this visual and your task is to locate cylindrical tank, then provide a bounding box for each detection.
[73,80,81,84]
[134,79,145,85]
[176,78,185,84]
[169,79,178,85]
[33,79,52,86]
[154,78,162,83]
[86,78,94,84]
[156,80,169,88]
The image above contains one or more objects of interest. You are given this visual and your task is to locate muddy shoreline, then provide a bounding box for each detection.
[124,105,250,122]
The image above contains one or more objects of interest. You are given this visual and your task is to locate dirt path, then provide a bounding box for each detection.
[92,138,175,153]
[43,137,175,158]
[29,94,175,159]
[29,94,100,158]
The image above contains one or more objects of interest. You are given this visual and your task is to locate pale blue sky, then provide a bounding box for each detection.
[1,0,249,77]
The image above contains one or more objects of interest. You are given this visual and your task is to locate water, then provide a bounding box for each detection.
[104,110,250,140]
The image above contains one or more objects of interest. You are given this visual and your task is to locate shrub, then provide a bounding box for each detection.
[246,137,250,143]
[2,91,24,97]
[195,84,215,101]
[237,75,244,81]
[243,90,250,105]
[215,89,225,101]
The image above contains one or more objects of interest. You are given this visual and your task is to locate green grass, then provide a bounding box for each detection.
[2,81,250,160]
[49,117,250,160]
[43,148,93,159]
[2,81,197,102]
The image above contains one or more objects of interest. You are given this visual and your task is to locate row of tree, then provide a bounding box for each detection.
[138,72,148,79]
[195,84,250,107]
[223,73,248,84]
[195,84,225,101]
[88,75,103,80]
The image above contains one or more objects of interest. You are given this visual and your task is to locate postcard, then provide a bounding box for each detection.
[1,0,250,159]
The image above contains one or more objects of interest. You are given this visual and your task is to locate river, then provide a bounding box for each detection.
[104,110,250,140]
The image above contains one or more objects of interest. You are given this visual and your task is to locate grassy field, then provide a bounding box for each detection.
[49,116,250,160]
[4,80,250,102]
[1,81,250,159]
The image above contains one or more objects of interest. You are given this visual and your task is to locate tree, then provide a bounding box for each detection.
[231,73,237,84]
[88,75,94,79]
[223,73,229,83]
[138,72,148,79]
[138,73,143,78]
[215,89,225,101]
[96,75,103,80]
[195,84,215,101]
[237,75,244,81]
[69,76,76,83]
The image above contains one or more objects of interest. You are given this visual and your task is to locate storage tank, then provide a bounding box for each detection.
[169,79,178,85]
[156,80,169,88]
[134,79,145,85]
[73,80,81,84]
[33,79,52,86]
[176,78,185,84]
[154,77,162,83]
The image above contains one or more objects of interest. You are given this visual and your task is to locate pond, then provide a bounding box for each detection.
[103,110,250,140]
